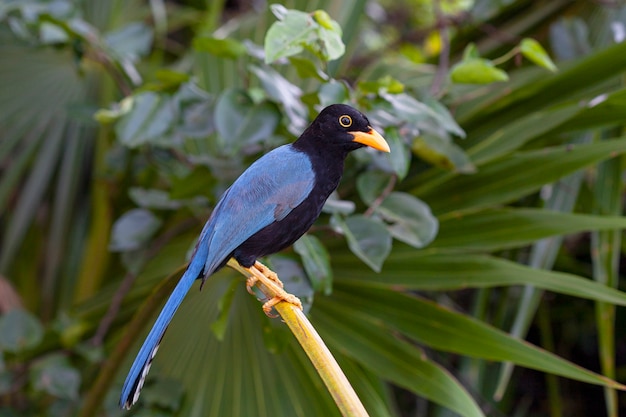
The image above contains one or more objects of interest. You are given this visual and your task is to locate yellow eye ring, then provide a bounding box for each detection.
[339,115,352,127]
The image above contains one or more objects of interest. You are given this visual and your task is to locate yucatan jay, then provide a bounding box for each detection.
[119,104,390,409]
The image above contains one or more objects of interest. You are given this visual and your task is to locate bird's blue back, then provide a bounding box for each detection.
[120,144,315,408]
[198,144,316,275]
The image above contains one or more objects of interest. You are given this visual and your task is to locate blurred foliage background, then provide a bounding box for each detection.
[2,0,626,416]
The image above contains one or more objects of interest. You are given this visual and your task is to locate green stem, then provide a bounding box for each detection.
[537,303,562,417]
[491,46,519,66]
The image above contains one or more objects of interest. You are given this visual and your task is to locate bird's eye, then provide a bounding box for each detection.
[338,115,352,128]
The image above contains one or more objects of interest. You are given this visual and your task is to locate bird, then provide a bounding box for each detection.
[119,103,390,409]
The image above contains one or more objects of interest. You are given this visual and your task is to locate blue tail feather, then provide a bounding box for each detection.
[119,253,206,409]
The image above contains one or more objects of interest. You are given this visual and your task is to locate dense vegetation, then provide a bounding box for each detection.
[1,1,626,416]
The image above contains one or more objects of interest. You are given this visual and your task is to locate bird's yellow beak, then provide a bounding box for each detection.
[350,127,390,153]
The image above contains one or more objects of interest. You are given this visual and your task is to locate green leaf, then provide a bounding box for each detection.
[418,137,626,215]
[0,309,43,352]
[264,5,344,63]
[458,37,626,133]
[115,92,176,147]
[264,6,316,63]
[269,257,315,310]
[357,76,405,95]
[380,92,465,138]
[210,279,239,341]
[129,188,182,210]
[109,208,161,252]
[412,134,476,173]
[333,252,626,306]
[169,166,215,200]
[39,21,69,44]
[30,354,80,400]
[249,65,307,135]
[193,36,247,59]
[462,43,480,60]
[356,171,393,206]
[321,193,356,215]
[520,38,557,72]
[155,69,191,86]
[0,367,12,395]
[318,80,349,108]
[104,22,154,59]
[313,16,345,62]
[467,105,580,165]
[385,127,411,179]
[288,56,328,81]
[433,208,626,252]
[94,95,133,124]
[377,192,438,248]
[332,354,395,417]
[439,0,475,16]
[214,89,280,153]
[147,273,341,417]
[332,214,392,272]
[450,58,509,84]
[590,150,623,417]
[331,286,626,391]
[141,377,185,411]
[314,306,485,417]
[293,234,333,295]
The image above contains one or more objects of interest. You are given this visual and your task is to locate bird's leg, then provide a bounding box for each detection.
[243,263,302,317]
[253,260,284,288]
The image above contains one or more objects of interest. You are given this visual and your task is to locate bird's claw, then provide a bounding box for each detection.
[262,292,302,318]
[246,275,259,296]
[244,264,302,317]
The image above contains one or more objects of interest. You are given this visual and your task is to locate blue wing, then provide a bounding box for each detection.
[120,145,314,408]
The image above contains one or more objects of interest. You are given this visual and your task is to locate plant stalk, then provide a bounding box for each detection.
[227,258,370,417]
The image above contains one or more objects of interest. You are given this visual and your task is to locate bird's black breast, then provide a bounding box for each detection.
[232,148,345,267]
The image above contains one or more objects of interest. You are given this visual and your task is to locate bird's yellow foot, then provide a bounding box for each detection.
[253,260,284,288]
[244,263,302,317]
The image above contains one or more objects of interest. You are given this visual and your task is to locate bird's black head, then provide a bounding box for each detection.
[294,104,390,155]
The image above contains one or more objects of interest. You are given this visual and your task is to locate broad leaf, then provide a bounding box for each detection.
[314,305,485,417]
[293,235,333,295]
[412,134,476,173]
[264,5,344,63]
[376,192,438,248]
[450,58,509,84]
[30,354,80,400]
[356,170,393,206]
[332,215,392,272]
[104,22,153,60]
[109,209,161,252]
[418,137,626,215]
[214,89,280,153]
[385,127,411,179]
[332,252,626,306]
[0,309,43,352]
[115,92,176,147]
[288,56,328,81]
[193,37,247,59]
[520,38,557,72]
[133,273,344,417]
[433,208,626,252]
[331,286,625,390]
[265,6,316,63]
[458,40,626,133]
[249,65,308,135]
